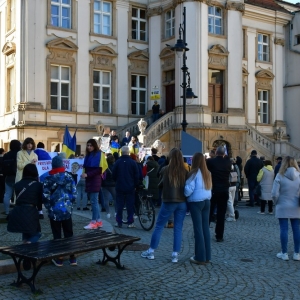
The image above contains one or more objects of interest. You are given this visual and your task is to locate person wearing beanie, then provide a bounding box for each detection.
[43,155,77,267]
[34,142,51,161]
[2,140,21,216]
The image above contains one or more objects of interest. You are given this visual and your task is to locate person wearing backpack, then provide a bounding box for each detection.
[226,158,239,222]
[2,140,21,216]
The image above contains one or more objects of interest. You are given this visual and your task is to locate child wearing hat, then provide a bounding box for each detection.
[43,155,77,267]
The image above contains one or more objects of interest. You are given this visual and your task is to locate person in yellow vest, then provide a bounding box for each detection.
[15,137,38,183]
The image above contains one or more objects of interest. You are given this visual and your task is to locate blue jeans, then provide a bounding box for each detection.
[152,113,159,122]
[3,177,15,214]
[76,180,87,209]
[88,192,100,221]
[116,191,135,225]
[189,200,211,262]
[150,202,187,252]
[279,218,300,253]
[22,232,41,243]
[248,179,257,205]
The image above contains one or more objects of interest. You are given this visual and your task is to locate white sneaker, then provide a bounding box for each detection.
[277,252,289,261]
[257,211,265,214]
[172,253,178,263]
[106,213,111,219]
[141,250,154,260]
[226,217,236,222]
[293,253,300,261]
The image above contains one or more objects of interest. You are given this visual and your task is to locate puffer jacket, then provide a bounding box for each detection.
[43,167,77,221]
[160,166,187,203]
[257,165,274,200]
[272,167,300,219]
[16,150,38,183]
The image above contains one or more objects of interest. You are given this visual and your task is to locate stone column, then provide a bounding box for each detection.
[274,38,285,123]
[246,27,257,124]
[227,1,244,109]
[148,10,162,112]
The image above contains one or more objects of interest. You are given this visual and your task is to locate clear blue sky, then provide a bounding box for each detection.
[285,0,300,4]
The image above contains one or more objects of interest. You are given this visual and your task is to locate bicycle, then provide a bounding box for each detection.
[122,186,156,231]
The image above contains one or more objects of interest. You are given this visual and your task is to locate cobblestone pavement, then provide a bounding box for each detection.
[0,197,298,300]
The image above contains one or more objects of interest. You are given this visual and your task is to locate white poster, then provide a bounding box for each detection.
[37,159,84,184]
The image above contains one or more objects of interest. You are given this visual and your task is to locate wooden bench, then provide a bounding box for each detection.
[0,230,140,294]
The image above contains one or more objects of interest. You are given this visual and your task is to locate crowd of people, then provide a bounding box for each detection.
[1,132,300,266]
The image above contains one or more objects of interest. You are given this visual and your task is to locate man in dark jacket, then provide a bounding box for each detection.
[274,157,282,179]
[244,150,264,207]
[2,140,21,216]
[206,146,231,242]
[112,146,139,228]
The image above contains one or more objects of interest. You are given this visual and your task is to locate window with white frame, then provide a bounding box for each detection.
[257,90,269,124]
[131,75,147,115]
[51,0,71,29]
[132,8,147,41]
[50,65,71,110]
[208,6,222,35]
[94,0,112,35]
[165,9,175,39]
[257,33,269,61]
[93,70,111,113]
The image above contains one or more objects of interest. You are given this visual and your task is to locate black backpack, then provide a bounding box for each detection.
[2,158,17,177]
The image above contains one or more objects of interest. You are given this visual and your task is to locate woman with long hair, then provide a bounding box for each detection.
[141,148,188,263]
[272,156,300,261]
[16,137,38,183]
[184,153,212,264]
[82,139,104,229]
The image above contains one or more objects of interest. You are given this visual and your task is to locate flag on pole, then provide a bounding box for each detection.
[100,151,108,173]
[61,126,76,158]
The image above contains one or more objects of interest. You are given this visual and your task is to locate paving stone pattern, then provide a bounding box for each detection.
[0,200,298,300]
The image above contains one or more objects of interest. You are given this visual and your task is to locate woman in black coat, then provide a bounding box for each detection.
[7,164,43,243]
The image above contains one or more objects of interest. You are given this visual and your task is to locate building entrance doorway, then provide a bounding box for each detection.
[212,140,232,157]
[165,84,175,113]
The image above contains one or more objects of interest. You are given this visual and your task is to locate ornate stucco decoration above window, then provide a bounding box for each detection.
[89,45,117,69]
[147,6,163,17]
[208,44,229,70]
[274,38,285,47]
[225,1,245,13]
[2,41,16,65]
[255,69,274,89]
[128,49,149,75]
[160,47,175,71]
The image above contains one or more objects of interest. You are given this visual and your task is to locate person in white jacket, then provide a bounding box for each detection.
[272,156,300,261]
[184,152,212,265]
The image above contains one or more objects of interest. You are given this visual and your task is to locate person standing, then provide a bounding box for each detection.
[121,131,131,147]
[16,137,38,183]
[152,100,160,122]
[7,164,43,243]
[141,148,188,263]
[82,139,105,230]
[274,157,282,179]
[34,142,51,160]
[2,140,21,216]
[184,152,212,265]
[0,148,5,203]
[244,150,264,207]
[206,146,231,242]
[43,155,77,266]
[112,146,139,228]
[272,156,300,261]
[257,160,274,214]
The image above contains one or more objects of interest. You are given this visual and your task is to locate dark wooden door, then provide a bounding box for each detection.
[208,83,223,113]
[165,84,175,113]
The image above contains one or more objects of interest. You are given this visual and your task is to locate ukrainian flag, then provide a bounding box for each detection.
[61,126,76,158]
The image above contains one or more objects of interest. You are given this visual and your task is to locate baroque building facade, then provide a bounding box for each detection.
[0,0,299,160]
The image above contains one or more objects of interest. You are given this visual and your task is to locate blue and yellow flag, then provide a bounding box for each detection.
[61,126,76,158]
[83,150,108,174]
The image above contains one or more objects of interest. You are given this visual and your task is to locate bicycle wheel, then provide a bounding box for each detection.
[138,196,155,231]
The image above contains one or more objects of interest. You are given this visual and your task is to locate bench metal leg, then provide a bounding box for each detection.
[9,255,46,294]
[98,243,133,269]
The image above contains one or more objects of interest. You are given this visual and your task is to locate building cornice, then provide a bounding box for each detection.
[226,1,245,13]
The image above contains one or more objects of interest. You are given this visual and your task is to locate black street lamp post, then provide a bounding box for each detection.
[170,7,197,132]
